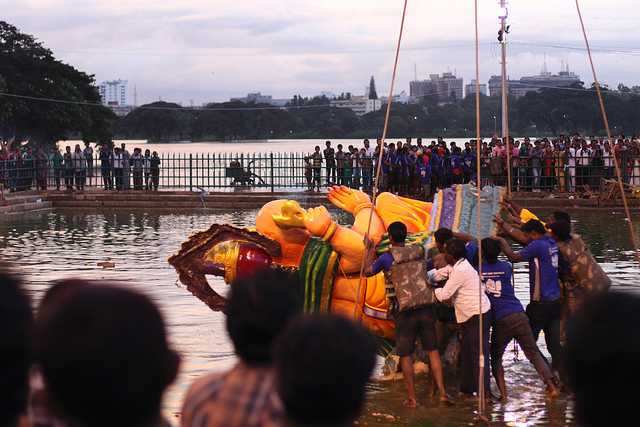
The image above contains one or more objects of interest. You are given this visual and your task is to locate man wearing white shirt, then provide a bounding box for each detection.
[567,142,578,193]
[434,238,491,396]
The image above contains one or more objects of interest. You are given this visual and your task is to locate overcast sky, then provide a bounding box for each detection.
[3,0,639,105]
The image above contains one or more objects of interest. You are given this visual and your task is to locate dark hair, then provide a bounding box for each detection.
[566,293,640,427]
[552,211,571,224]
[337,144,343,149]
[274,314,377,427]
[481,238,501,264]
[35,283,178,427]
[387,221,407,244]
[0,269,32,427]
[226,269,301,365]
[434,228,453,245]
[521,219,547,235]
[444,238,467,261]
[549,221,572,242]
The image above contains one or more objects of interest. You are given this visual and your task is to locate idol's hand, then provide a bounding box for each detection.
[303,206,334,238]
[328,186,372,215]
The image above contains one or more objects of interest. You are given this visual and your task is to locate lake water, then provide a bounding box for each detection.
[0,207,637,426]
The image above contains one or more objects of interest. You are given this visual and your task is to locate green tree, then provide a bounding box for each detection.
[0,21,115,147]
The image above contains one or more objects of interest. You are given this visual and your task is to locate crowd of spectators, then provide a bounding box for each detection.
[306,135,640,198]
[0,267,377,427]
[0,141,161,193]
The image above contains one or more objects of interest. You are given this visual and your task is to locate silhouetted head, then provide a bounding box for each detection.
[521,220,547,240]
[434,228,454,252]
[548,220,572,242]
[0,268,33,427]
[226,269,301,365]
[274,314,377,427]
[387,221,407,245]
[566,292,640,427]
[481,238,501,264]
[444,238,467,263]
[35,282,179,427]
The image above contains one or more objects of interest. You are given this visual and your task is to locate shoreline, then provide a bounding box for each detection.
[3,190,639,216]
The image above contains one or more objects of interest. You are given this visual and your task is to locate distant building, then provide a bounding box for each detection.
[231,92,273,104]
[489,65,582,99]
[330,77,382,116]
[409,72,463,103]
[488,75,504,98]
[230,92,289,107]
[465,79,487,97]
[99,79,127,106]
[110,105,134,117]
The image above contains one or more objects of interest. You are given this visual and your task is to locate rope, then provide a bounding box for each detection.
[574,0,640,264]
[474,0,487,417]
[353,0,409,320]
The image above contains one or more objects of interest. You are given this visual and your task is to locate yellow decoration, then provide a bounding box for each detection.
[204,241,240,284]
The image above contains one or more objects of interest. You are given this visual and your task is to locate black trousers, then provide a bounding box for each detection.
[527,301,563,375]
[491,311,554,383]
[460,312,491,394]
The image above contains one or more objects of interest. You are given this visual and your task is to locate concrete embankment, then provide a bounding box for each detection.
[0,192,52,218]
[2,190,639,217]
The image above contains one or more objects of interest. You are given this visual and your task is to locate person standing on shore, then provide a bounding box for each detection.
[150,151,161,191]
[143,149,152,190]
[323,141,335,186]
[335,144,345,186]
[72,144,86,191]
[121,143,131,190]
[311,145,322,192]
[131,148,144,190]
[52,148,63,191]
[100,145,113,190]
[83,141,94,185]
[63,146,74,191]
[113,147,124,191]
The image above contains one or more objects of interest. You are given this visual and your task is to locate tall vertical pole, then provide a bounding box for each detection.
[500,0,512,196]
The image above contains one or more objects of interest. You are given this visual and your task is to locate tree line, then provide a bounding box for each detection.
[115,86,640,142]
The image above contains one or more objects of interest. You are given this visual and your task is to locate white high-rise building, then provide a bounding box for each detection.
[99,79,128,106]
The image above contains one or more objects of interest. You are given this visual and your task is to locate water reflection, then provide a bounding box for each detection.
[0,209,636,425]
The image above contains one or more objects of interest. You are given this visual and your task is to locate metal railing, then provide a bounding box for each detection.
[0,152,639,194]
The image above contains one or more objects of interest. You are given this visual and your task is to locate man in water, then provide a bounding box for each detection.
[480,238,559,400]
[365,221,449,407]
[497,220,564,380]
[434,238,491,396]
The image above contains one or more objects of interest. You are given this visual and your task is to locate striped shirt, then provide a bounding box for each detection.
[181,363,285,427]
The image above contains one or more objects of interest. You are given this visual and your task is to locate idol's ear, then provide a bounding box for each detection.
[169,224,281,311]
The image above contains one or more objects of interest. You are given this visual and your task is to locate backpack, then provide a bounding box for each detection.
[386,245,434,312]
[557,235,611,294]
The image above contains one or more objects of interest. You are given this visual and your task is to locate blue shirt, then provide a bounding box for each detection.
[517,236,561,302]
[371,252,394,275]
[481,261,524,320]
[418,161,431,184]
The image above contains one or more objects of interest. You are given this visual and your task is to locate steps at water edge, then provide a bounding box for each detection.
[0,200,52,217]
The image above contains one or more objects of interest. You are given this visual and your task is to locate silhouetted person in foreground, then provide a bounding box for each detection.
[274,314,377,427]
[34,283,180,427]
[181,269,301,427]
[0,268,33,427]
[566,292,640,427]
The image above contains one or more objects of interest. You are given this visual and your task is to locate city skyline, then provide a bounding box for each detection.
[3,0,639,105]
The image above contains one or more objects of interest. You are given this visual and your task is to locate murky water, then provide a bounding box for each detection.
[0,208,637,426]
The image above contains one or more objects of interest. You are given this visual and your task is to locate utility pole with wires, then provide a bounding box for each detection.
[498,0,512,196]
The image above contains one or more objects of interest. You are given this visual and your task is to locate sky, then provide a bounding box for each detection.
[3,0,639,105]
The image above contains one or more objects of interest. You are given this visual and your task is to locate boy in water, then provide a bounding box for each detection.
[480,238,559,400]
